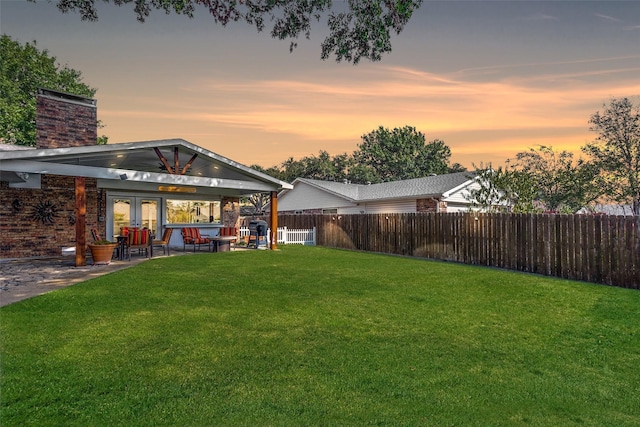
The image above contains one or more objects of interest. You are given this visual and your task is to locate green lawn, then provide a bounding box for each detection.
[1,246,639,426]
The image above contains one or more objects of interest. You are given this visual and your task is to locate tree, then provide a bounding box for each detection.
[583,97,640,215]
[0,35,107,146]
[278,157,307,183]
[245,164,283,214]
[468,165,540,213]
[509,145,600,213]
[353,126,454,183]
[345,163,378,185]
[301,150,350,182]
[468,146,602,214]
[244,192,270,215]
[282,150,349,182]
[261,151,351,183]
[46,0,423,64]
[262,127,462,184]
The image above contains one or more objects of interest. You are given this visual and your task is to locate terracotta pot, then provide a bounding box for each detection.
[88,243,118,265]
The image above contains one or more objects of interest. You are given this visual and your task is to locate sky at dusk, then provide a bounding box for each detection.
[1,0,639,170]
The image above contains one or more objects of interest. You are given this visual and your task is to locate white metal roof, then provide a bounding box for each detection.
[0,139,292,196]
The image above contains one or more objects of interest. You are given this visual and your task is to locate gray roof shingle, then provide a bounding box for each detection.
[297,172,475,202]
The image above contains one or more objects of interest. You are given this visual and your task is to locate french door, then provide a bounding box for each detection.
[107,195,161,239]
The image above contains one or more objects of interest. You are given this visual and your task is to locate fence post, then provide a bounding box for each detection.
[283,226,288,245]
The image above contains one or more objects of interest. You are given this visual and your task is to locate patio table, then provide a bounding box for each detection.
[209,236,237,252]
[115,235,127,260]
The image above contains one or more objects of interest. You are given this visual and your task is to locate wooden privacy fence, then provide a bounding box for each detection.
[271,213,640,289]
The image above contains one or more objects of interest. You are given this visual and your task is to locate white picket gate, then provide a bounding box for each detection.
[239,226,316,246]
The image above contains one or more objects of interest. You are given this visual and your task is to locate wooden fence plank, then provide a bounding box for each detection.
[273,212,639,289]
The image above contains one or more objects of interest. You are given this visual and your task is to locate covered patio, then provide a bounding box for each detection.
[0,139,292,266]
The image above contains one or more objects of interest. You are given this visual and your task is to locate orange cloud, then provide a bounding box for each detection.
[99,55,640,168]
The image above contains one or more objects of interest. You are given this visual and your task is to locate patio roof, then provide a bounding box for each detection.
[0,139,292,196]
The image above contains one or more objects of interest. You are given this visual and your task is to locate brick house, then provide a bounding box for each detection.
[0,89,291,263]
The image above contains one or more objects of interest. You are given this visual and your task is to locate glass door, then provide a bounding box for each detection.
[108,196,160,239]
[139,198,159,233]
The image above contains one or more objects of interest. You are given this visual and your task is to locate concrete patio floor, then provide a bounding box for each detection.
[0,241,256,308]
[0,252,184,307]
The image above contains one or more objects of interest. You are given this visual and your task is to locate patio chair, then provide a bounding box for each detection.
[125,227,151,260]
[91,228,102,242]
[152,228,173,256]
[181,227,211,252]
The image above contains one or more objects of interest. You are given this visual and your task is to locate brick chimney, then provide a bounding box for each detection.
[36,88,97,149]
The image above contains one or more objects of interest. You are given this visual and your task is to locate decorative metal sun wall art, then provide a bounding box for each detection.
[33,200,58,225]
[12,199,23,212]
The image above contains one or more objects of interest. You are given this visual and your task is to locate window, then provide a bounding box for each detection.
[322,208,338,214]
[166,200,221,224]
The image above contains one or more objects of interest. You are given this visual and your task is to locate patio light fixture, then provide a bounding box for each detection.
[158,185,197,193]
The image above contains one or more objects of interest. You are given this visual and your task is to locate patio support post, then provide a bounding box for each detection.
[270,191,278,250]
[75,176,87,267]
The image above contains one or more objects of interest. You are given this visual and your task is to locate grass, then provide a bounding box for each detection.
[1,246,640,426]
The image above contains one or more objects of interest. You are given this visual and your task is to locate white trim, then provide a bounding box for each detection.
[0,159,276,192]
[442,178,476,198]
[0,139,292,190]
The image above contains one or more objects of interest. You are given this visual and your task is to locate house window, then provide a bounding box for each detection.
[322,208,338,214]
[166,200,221,224]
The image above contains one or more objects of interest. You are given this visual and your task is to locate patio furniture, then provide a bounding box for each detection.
[124,227,152,260]
[220,227,238,241]
[118,226,131,260]
[152,228,173,256]
[211,227,238,252]
[115,235,127,260]
[91,228,102,242]
[181,227,211,252]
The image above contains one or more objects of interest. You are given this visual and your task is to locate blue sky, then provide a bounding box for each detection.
[1,0,639,169]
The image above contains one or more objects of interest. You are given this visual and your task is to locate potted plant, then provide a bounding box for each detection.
[88,240,118,265]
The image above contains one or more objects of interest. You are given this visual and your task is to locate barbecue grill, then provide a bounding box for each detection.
[248,220,268,249]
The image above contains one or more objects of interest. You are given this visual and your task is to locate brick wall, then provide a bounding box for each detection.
[0,89,101,258]
[36,89,97,149]
[221,197,240,229]
[0,176,103,258]
[416,198,448,213]
[279,208,324,215]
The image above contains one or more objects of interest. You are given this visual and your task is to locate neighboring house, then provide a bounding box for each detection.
[0,89,291,262]
[578,204,635,216]
[277,173,480,215]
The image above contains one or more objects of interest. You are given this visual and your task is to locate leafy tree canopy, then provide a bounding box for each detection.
[469,145,602,214]
[583,97,640,215]
[258,126,463,185]
[468,165,540,214]
[353,126,453,182]
[0,34,106,146]
[509,145,601,213]
[279,150,350,183]
[44,0,423,64]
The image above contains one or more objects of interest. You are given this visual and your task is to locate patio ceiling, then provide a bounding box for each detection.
[0,139,292,197]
